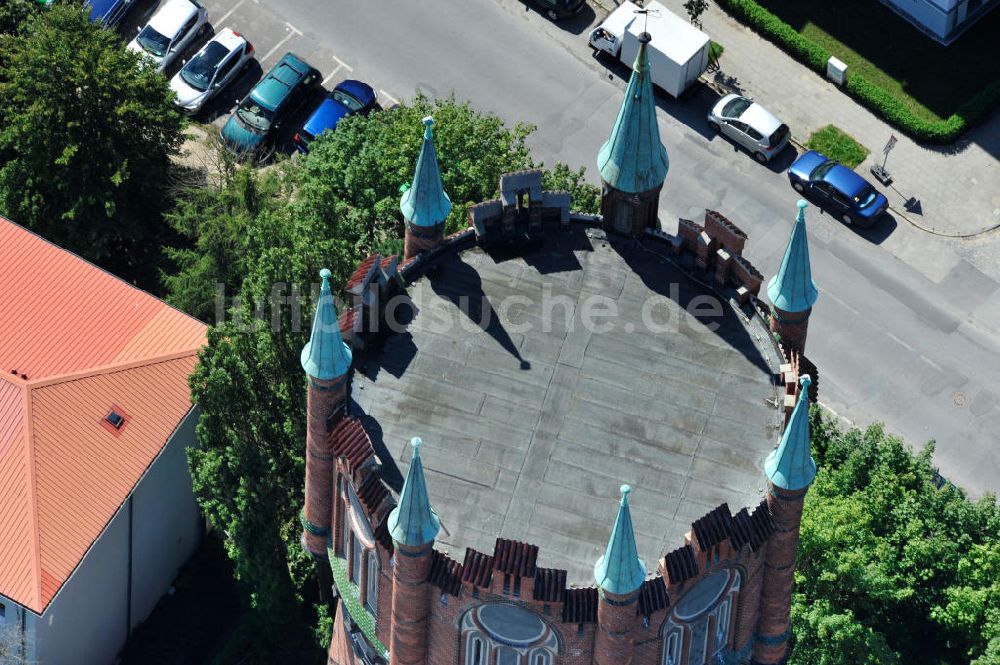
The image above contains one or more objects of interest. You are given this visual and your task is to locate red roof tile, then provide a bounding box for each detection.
[0,217,206,614]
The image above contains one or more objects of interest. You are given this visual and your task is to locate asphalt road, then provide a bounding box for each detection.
[128,0,1000,495]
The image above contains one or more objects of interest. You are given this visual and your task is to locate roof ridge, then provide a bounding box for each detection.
[24,348,200,389]
[19,381,42,611]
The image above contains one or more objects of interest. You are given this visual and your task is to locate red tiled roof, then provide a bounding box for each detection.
[492,538,538,577]
[330,417,375,474]
[0,217,206,614]
[461,547,494,588]
[562,587,598,623]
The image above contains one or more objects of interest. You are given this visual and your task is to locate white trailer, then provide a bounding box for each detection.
[588,1,711,98]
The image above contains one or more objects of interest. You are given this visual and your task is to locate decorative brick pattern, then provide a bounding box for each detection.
[302,375,348,559]
[769,306,812,355]
[636,577,669,617]
[663,545,699,585]
[404,221,446,261]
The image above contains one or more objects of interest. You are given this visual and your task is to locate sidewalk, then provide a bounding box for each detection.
[645,0,1000,237]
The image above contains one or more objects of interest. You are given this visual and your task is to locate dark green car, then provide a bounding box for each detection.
[220,51,320,161]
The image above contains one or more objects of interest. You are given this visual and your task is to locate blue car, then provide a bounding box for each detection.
[787,150,888,227]
[293,80,377,153]
[87,0,136,27]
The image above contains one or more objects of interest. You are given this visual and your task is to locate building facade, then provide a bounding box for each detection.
[299,34,824,665]
[0,218,207,665]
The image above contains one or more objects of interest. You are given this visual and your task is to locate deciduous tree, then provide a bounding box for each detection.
[0,3,184,277]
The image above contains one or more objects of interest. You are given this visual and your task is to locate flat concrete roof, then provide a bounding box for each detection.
[355,228,784,584]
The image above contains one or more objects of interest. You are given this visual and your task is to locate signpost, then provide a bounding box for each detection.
[871,134,896,185]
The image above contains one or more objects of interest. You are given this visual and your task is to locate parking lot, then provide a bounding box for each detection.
[119,0,402,158]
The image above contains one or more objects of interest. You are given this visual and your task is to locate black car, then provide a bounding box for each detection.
[526,0,585,20]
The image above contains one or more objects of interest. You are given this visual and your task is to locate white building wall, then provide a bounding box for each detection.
[32,501,130,665]
[16,407,202,665]
[129,408,202,628]
[882,0,953,37]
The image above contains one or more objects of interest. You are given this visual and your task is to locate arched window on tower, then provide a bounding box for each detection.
[465,631,486,665]
[713,571,741,656]
[365,550,379,614]
[663,623,683,665]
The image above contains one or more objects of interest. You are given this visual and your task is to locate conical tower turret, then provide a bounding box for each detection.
[401,117,452,261]
[767,200,819,353]
[597,33,669,237]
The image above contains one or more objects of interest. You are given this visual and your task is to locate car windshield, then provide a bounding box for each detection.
[722,97,752,119]
[237,99,274,132]
[332,89,364,112]
[136,25,170,57]
[810,160,836,181]
[854,185,878,208]
[179,42,229,92]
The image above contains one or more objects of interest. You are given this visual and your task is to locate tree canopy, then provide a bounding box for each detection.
[174,96,600,655]
[0,2,184,282]
[794,407,1000,665]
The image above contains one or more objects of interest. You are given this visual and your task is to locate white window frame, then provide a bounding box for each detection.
[663,624,682,665]
[530,648,554,665]
[366,550,379,614]
[351,530,363,584]
[714,596,731,651]
[466,631,486,665]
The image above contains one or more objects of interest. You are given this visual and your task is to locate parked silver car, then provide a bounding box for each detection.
[707,94,790,163]
[127,0,209,74]
[169,28,254,115]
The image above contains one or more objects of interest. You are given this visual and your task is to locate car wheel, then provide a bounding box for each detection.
[708,121,720,133]
[198,23,208,36]
[546,9,558,19]
[792,181,805,193]
[753,151,767,163]
[841,213,854,225]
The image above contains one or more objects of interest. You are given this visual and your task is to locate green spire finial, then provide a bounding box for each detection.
[764,374,817,490]
[388,437,441,547]
[400,116,452,227]
[594,484,646,595]
[597,32,669,194]
[767,199,819,313]
[300,268,352,380]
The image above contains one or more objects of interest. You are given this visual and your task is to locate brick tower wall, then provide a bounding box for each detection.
[600,182,662,237]
[769,306,811,356]
[390,542,435,664]
[403,221,446,261]
[302,375,348,558]
[753,486,807,665]
[595,589,640,665]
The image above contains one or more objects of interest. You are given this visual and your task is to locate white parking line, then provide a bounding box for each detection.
[332,55,354,73]
[322,65,344,87]
[260,32,295,62]
[286,22,302,36]
[920,354,945,372]
[886,331,915,352]
[379,89,399,106]
[216,0,247,25]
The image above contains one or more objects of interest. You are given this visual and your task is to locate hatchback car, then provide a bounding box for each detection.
[170,28,253,115]
[293,80,377,153]
[708,94,790,163]
[221,52,320,160]
[87,0,136,27]
[127,0,208,74]
[787,150,889,226]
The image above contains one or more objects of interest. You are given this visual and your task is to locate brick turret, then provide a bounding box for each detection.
[597,32,669,237]
[401,117,452,261]
[767,200,819,354]
[387,437,440,664]
[754,375,816,664]
[594,485,646,665]
[300,269,353,584]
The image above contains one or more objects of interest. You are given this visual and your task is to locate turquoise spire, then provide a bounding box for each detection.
[764,375,817,490]
[767,200,819,313]
[594,485,646,595]
[388,437,441,546]
[400,116,452,227]
[300,268,352,380]
[597,33,669,194]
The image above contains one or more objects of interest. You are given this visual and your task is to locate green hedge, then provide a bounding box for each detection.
[714,0,1000,144]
